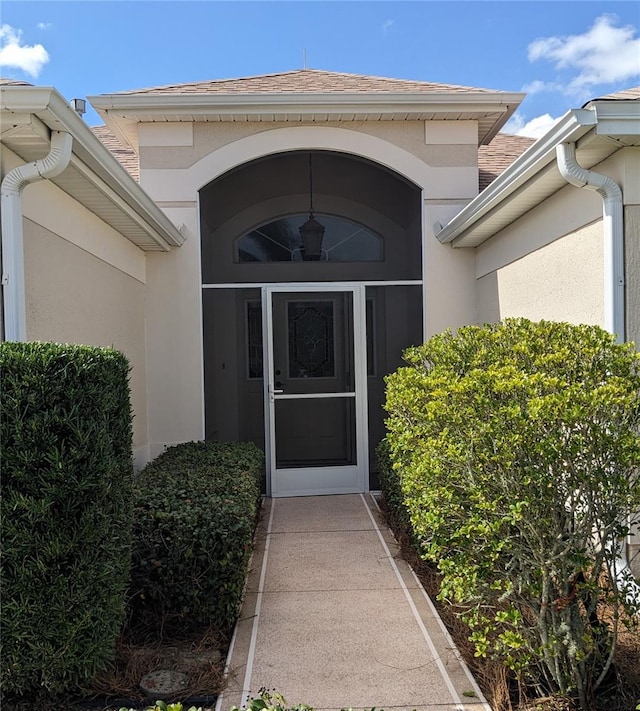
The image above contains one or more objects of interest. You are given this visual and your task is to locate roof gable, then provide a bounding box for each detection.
[113,69,501,96]
[90,69,524,152]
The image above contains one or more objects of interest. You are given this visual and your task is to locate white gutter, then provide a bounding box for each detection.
[1,130,73,341]
[90,90,525,113]
[436,108,597,245]
[555,142,624,343]
[2,86,185,250]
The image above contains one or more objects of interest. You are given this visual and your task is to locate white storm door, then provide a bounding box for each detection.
[263,285,368,497]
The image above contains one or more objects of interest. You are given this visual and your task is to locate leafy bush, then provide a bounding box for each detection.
[130,441,264,634]
[0,342,134,698]
[384,319,640,708]
[231,689,312,711]
[230,688,384,711]
[376,438,414,545]
[119,702,201,711]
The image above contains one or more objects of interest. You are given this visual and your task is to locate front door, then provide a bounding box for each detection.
[263,285,368,496]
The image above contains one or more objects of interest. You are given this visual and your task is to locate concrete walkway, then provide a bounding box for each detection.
[216,494,490,711]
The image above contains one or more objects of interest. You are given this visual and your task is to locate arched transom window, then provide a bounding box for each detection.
[237,214,383,263]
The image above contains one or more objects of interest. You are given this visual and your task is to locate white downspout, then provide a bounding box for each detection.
[555,142,624,343]
[1,130,73,341]
[556,142,639,599]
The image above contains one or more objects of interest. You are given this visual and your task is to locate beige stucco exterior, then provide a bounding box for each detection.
[133,119,482,458]
[2,146,150,467]
[476,219,605,326]
[474,149,640,338]
[4,82,638,500]
[626,204,640,349]
[138,119,479,172]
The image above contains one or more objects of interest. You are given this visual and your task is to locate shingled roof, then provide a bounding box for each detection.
[478,133,535,191]
[0,78,33,86]
[91,125,139,181]
[589,86,640,102]
[113,69,502,96]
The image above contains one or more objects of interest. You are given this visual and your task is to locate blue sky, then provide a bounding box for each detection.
[1,1,639,137]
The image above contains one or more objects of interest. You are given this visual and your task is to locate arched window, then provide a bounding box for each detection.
[236,214,383,263]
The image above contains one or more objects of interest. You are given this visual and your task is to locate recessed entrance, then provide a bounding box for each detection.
[264,285,367,496]
[200,150,424,494]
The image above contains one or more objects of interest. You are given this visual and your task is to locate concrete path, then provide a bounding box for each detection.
[216,494,490,711]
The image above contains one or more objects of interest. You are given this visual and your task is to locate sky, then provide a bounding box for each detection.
[1,1,639,138]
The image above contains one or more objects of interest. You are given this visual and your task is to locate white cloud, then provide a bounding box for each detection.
[0,24,49,77]
[382,19,395,35]
[37,23,52,31]
[528,14,640,94]
[521,79,561,96]
[504,112,562,139]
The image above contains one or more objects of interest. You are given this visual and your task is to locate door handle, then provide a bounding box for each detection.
[269,386,284,403]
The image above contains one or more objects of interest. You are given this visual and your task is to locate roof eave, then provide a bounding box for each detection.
[89,90,524,148]
[435,108,599,246]
[1,86,185,251]
[89,90,525,113]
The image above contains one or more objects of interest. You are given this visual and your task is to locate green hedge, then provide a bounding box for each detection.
[129,441,264,634]
[0,342,134,698]
[383,319,640,705]
[376,438,414,545]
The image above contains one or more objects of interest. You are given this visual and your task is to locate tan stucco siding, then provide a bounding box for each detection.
[23,219,149,460]
[144,205,204,460]
[626,205,640,350]
[3,148,146,283]
[476,182,602,279]
[477,220,605,327]
[138,120,478,173]
[138,123,480,393]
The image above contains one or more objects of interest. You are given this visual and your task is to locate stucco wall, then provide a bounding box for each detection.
[626,205,640,350]
[7,162,151,467]
[139,119,479,173]
[136,121,480,455]
[477,220,605,326]
[475,147,638,335]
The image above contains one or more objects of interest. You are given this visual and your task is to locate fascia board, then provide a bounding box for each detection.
[0,86,57,113]
[591,102,640,138]
[436,108,598,246]
[88,91,526,117]
[2,87,185,250]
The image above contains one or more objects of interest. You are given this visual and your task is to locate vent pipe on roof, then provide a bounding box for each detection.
[555,141,624,343]
[1,130,73,341]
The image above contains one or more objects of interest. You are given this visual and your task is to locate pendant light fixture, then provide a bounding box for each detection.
[299,153,325,261]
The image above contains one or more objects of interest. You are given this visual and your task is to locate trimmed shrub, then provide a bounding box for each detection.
[384,319,640,708]
[0,342,134,698]
[129,441,264,635]
[376,438,414,543]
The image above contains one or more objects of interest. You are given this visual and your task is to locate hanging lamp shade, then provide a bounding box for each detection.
[299,153,325,261]
[299,215,325,260]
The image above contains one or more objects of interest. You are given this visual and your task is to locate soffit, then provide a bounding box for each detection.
[2,126,170,250]
[438,99,640,248]
[89,92,525,152]
[1,87,184,251]
[451,132,639,247]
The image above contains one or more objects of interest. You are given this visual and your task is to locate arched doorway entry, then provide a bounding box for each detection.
[200,150,423,496]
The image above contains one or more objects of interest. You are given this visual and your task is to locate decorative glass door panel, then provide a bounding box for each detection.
[264,286,367,496]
